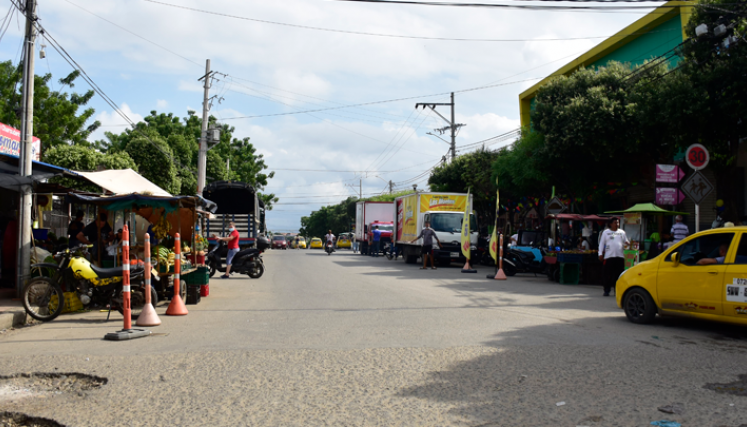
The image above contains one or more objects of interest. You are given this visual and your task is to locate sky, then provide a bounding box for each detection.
[0,0,665,233]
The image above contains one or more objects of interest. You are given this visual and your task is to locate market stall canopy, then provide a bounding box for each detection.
[605,203,688,216]
[0,153,69,190]
[73,169,171,197]
[545,213,583,220]
[581,215,614,222]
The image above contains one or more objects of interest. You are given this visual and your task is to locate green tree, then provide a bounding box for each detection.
[43,144,136,191]
[0,61,99,152]
[124,133,180,194]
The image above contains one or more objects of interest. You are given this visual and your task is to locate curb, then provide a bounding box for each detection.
[0,310,28,330]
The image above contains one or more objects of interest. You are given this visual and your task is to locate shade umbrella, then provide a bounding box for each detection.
[604,203,688,216]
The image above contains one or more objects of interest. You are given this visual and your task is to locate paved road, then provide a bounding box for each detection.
[1,249,746,426]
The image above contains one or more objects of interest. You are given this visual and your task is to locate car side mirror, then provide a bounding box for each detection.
[670,251,680,267]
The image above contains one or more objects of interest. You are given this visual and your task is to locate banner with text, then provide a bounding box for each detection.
[0,122,41,161]
[419,194,467,213]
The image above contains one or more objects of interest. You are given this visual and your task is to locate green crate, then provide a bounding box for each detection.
[560,262,580,285]
[193,267,210,285]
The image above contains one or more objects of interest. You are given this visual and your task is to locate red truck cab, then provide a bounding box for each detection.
[367,221,394,243]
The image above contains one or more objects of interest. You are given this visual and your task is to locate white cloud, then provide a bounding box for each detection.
[90,103,144,143]
[156,99,169,109]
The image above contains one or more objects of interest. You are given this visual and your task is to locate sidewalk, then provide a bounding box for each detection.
[0,288,28,330]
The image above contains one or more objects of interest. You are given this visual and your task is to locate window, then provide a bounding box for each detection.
[734,234,747,264]
[273,236,286,241]
[430,213,478,233]
[672,233,734,266]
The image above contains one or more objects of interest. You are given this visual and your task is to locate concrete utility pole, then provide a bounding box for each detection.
[16,0,37,296]
[416,92,465,162]
[389,180,393,194]
[197,59,211,195]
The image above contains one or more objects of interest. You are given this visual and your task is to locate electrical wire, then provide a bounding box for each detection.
[142,0,693,39]
[334,0,701,13]
[0,3,15,45]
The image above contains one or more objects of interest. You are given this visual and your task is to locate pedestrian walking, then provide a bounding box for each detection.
[598,217,629,296]
[671,215,689,244]
[410,221,441,269]
[370,225,382,257]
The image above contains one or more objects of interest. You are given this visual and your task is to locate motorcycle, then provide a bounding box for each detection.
[207,236,269,278]
[325,241,334,255]
[22,246,156,322]
[503,246,549,277]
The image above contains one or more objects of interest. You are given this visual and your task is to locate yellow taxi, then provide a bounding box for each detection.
[336,233,352,249]
[617,226,747,326]
[309,237,323,249]
[297,237,307,249]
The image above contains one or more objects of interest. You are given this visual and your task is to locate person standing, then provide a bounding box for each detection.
[214,221,239,279]
[410,221,441,270]
[370,225,382,257]
[598,217,629,297]
[76,212,112,263]
[670,215,689,244]
[67,210,85,248]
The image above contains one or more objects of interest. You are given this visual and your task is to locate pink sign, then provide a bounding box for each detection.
[0,122,41,161]
[656,164,684,183]
[656,187,685,205]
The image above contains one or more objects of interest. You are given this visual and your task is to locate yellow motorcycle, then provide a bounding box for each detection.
[22,246,157,322]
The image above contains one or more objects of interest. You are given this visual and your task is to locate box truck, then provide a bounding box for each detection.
[354,201,394,254]
[394,192,478,265]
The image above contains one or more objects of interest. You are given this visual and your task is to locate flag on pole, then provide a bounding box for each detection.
[461,188,472,259]
[489,188,500,263]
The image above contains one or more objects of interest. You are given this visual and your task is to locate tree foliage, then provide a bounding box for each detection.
[43,144,136,192]
[0,61,99,152]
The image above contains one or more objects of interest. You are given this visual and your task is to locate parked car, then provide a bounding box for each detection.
[337,234,352,249]
[272,235,288,250]
[617,226,747,326]
[297,236,307,249]
[310,237,323,249]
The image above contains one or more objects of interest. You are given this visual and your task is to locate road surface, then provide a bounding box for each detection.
[1,249,746,426]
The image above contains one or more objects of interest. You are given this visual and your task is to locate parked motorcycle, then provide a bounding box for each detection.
[503,246,549,277]
[22,246,156,322]
[207,236,269,278]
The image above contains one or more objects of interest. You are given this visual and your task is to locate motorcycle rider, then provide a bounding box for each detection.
[324,230,336,253]
[214,221,240,279]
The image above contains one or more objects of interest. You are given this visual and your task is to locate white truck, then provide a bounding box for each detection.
[354,201,395,254]
[393,192,478,265]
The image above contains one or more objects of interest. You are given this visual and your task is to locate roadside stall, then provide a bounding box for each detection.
[65,192,214,304]
[545,214,613,285]
[605,203,688,269]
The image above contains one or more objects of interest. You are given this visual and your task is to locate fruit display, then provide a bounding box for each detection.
[152,212,172,239]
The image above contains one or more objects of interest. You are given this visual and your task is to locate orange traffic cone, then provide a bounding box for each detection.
[494,234,507,280]
[166,233,188,316]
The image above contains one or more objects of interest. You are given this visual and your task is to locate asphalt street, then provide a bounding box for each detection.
[1,249,746,426]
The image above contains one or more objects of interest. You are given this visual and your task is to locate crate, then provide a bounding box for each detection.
[191,267,210,286]
[560,262,580,285]
[557,253,584,264]
[186,284,201,305]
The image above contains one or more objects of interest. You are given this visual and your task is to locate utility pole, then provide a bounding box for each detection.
[16,0,37,296]
[389,180,393,194]
[197,59,212,195]
[416,92,465,162]
[359,179,362,199]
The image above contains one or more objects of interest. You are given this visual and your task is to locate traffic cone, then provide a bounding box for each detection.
[494,234,507,280]
[166,233,188,316]
[137,235,162,326]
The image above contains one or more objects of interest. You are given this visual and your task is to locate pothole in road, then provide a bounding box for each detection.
[704,374,747,396]
[0,373,107,403]
[0,411,66,427]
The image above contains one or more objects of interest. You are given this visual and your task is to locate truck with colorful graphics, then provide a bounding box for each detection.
[394,192,478,265]
[354,201,395,255]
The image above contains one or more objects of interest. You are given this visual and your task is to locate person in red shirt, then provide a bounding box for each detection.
[214,221,240,279]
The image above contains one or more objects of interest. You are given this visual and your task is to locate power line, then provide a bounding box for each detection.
[220,77,542,120]
[334,0,703,13]
[142,0,694,40]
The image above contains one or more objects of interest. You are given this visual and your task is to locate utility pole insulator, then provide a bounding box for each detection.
[416,92,461,162]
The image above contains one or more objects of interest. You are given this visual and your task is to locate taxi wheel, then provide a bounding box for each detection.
[623,288,657,324]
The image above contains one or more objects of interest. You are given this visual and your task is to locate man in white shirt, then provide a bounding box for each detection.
[670,215,689,243]
[598,217,630,297]
[324,230,336,253]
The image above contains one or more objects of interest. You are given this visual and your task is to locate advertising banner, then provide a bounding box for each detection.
[655,187,685,205]
[399,195,418,241]
[655,164,684,183]
[419,194,467,213]
[0,122,41,161]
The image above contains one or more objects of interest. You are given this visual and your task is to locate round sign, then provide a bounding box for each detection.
[685,143,709,170]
